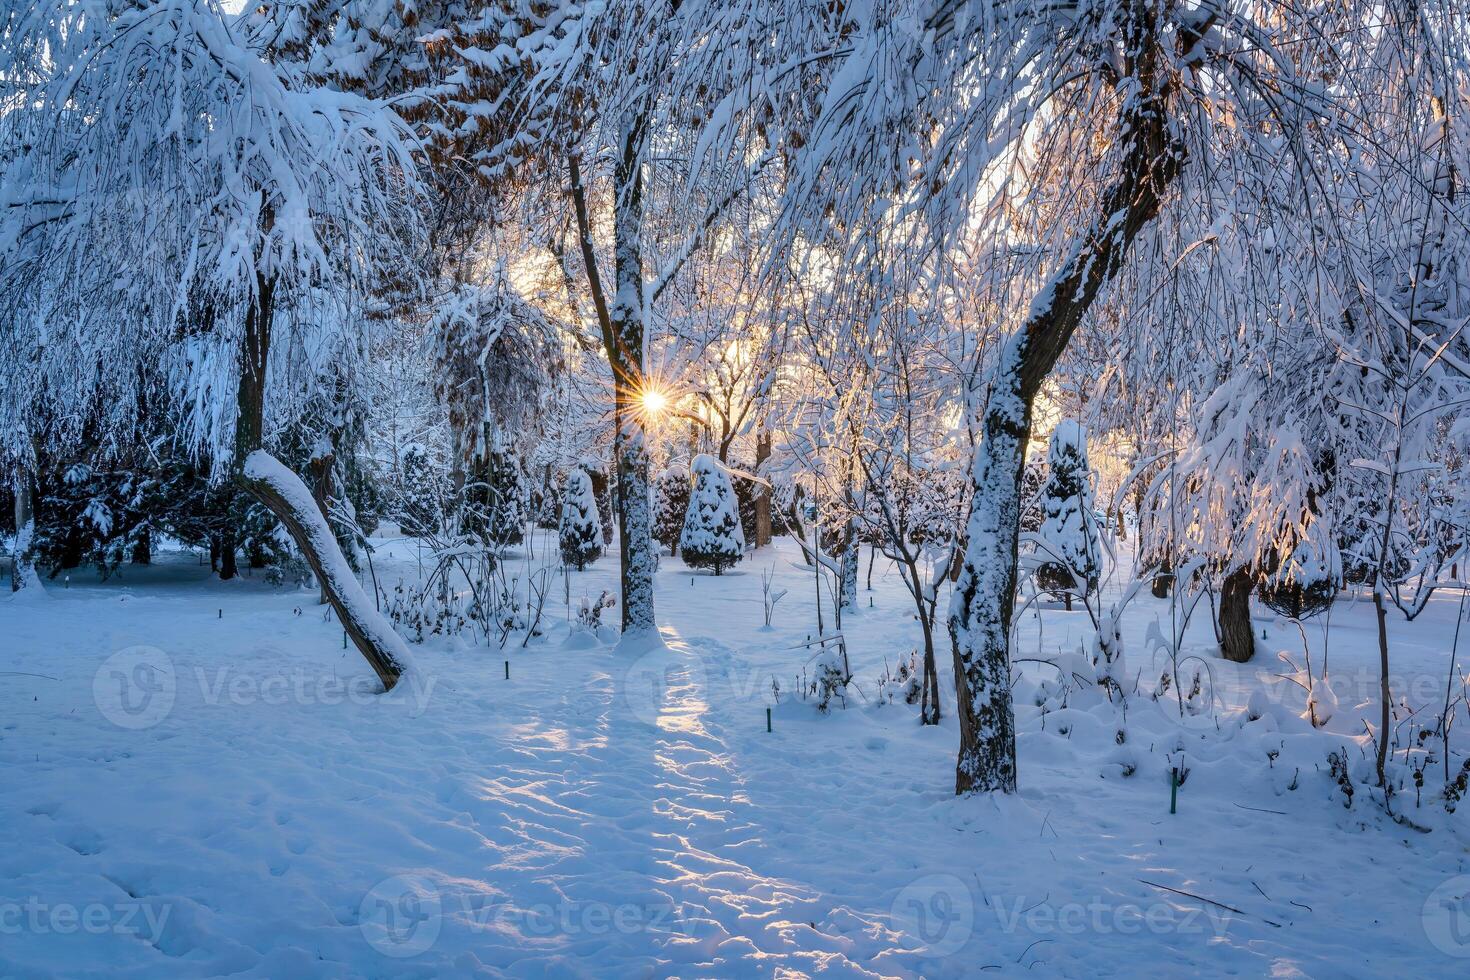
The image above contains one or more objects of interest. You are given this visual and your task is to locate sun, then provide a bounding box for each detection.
[639,387,670,416]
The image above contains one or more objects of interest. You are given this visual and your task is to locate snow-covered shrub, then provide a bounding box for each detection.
[384,579,468,642]
[575,591,617,632]
[1089,606,1128,700]
[875,650,924,707]
[559,469,603,571]
[652,463,690,554]
[679,455,745,575]
[807,643,851,713]
[1034,421,1101,607]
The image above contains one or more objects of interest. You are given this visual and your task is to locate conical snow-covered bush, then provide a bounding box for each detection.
[559,468,603,571]
[679,455,745,575]
[1035,420,1101,609]
[466,437,527,548]
[652,463,690,555]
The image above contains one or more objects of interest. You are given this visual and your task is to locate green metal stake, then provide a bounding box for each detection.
[504,660,510,680]
[1170,767,1179,814]
[343,631,347,649]
[766,707,772,733]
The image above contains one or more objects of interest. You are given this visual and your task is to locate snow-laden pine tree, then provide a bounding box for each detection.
[559,469,603,572]
[652,464,690,555]
[1034,421,1101,611]
[680,455,744,575]
[468,436,527,550]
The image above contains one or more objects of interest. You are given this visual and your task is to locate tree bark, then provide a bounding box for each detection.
[949,2,1181,795]
[754,429,772,547]
[1217,566,1256,663]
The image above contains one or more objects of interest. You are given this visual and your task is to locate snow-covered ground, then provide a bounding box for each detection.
[3,533,1469,977]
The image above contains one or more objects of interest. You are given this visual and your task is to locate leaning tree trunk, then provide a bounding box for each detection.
[949,2,1182,795]
[232,271,409,691]
[1217,566,1256,663]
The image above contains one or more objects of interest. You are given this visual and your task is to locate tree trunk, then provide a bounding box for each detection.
[609,122,657,637]
[1151,554,1174,598]
[219,526,239,581]
[754,429,772,547]
[1372,588,1392,785]
[949,2,1181,795]
[1218,566,1256,663]
[914,571,942,725]
[10,471,38,592]
[232,267,408,690]
[310,444,336,605]
[840,520,859,611]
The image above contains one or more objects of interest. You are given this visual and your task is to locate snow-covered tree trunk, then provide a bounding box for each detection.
[610,119,657,636]
[840,518,859,611]
[948,3,1180,795]
[10,471,39,593]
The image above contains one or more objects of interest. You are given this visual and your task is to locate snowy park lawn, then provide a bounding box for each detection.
[3,535,1469,978]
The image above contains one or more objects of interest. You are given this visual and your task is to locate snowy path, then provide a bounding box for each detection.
[438,628,886,976]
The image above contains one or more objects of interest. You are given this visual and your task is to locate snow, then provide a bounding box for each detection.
[3,532,1468,976]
